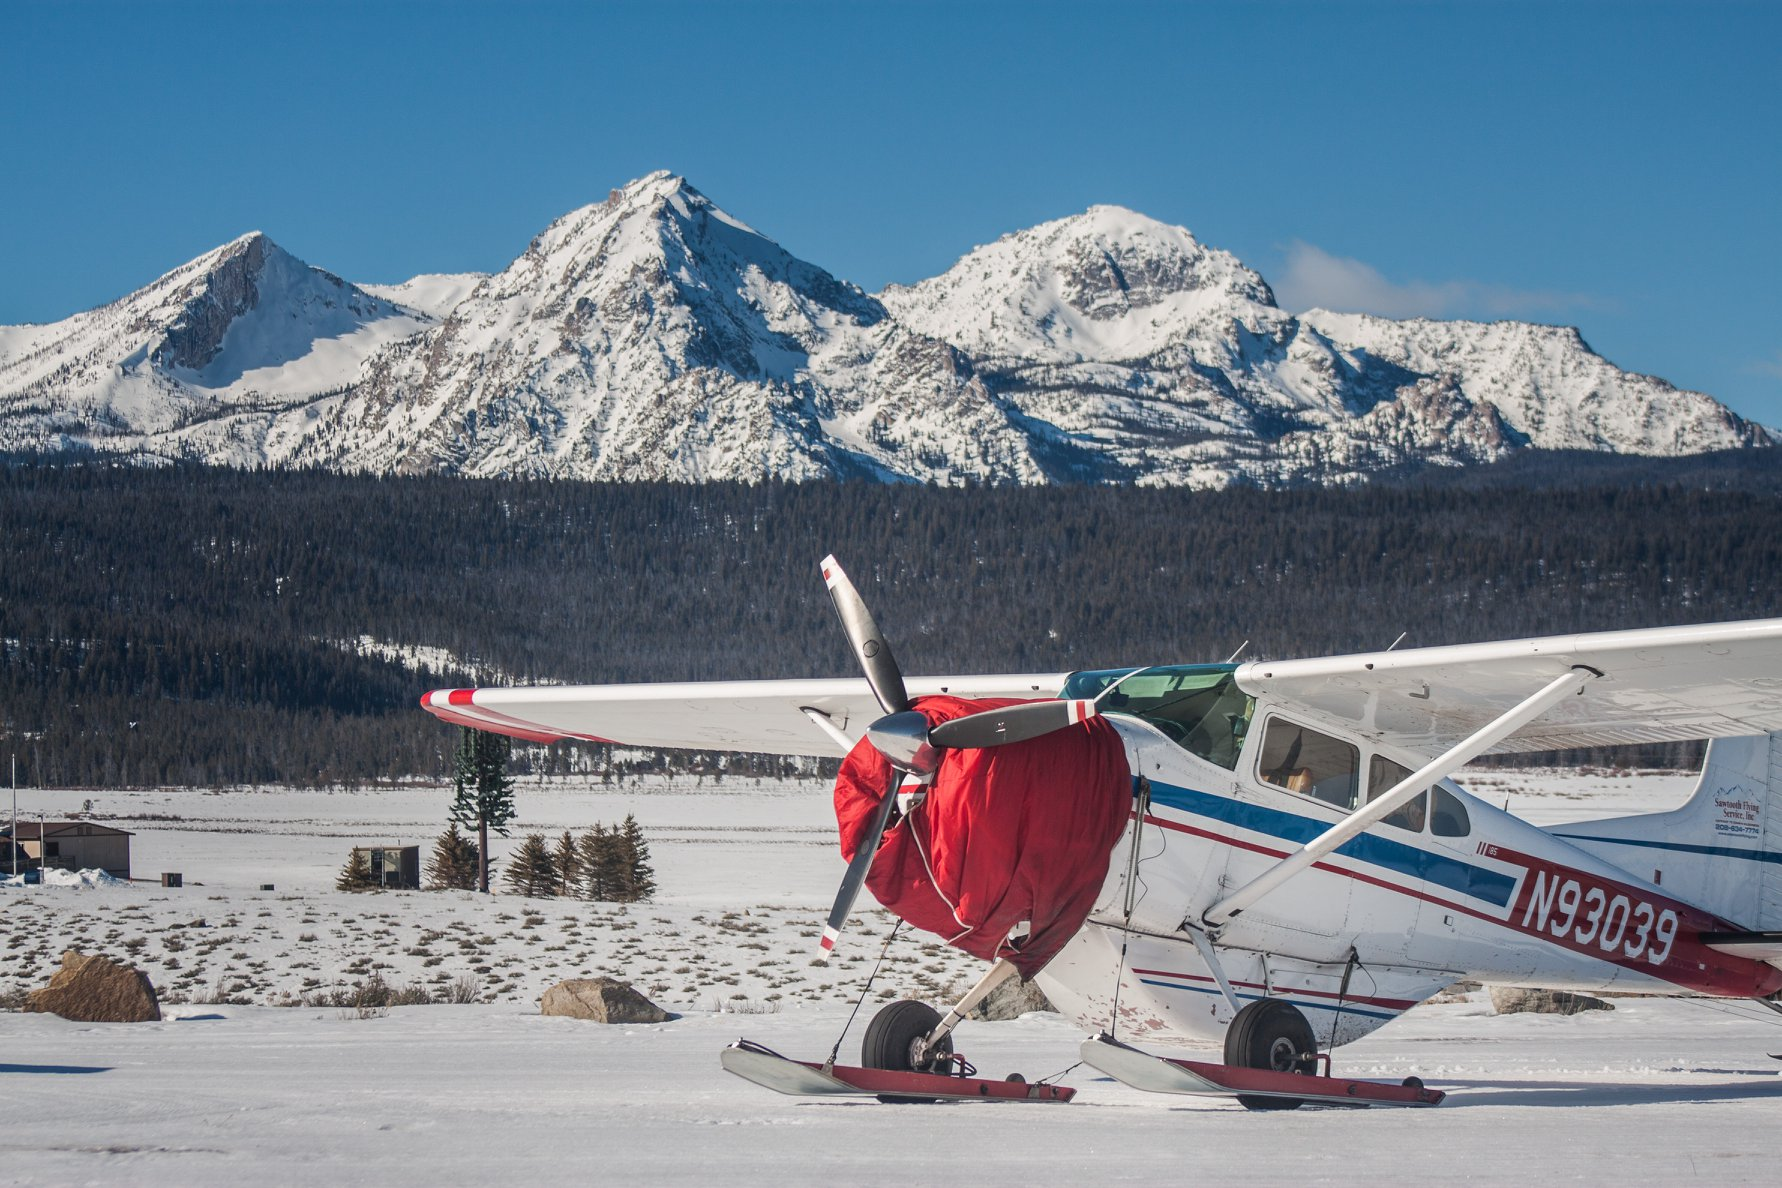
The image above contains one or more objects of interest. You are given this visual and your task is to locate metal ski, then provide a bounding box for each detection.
[1081,1033,1445,1107]
[721,1040,1076,1103]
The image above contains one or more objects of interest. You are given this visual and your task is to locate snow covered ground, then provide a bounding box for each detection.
[0,775,984,1012]
[4,766,1780,1185]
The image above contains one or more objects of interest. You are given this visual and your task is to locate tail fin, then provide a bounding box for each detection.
[1545,733,1782,930]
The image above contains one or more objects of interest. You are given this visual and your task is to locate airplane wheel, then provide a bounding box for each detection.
[1223,998,1316,1111]
[862,999,952,1102]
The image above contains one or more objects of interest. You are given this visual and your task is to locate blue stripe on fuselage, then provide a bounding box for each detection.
[1143,779,1517,908]
[1548,833,1782,865]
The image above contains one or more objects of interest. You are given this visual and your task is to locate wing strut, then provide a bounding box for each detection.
[799,707,857,756]
[1204,666,1598,929]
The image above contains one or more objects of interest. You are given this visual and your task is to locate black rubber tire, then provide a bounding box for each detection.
[861,999,952,1102]
[1222,998,1316,1111]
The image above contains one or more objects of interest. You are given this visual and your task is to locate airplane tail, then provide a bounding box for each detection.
[1543,733,1782,931]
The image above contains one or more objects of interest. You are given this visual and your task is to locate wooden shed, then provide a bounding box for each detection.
[354,845,421,889]
[8,821,134,880]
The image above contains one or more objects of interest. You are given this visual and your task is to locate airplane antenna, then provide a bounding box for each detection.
[1385,631,1407,652]
[1224,640,1250,664]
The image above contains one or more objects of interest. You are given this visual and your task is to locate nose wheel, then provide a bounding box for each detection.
[1223,998,1317,1110]
[862,999,954,1071]
[860,999,959,1103]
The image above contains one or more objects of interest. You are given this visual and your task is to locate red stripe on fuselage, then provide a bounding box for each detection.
[1138,811,1782,999]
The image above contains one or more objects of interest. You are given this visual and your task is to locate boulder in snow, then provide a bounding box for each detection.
[26,950,161,1023]
[1488,986,1614,1015]
[968,976,1056,1021]
[540,977,671,1024]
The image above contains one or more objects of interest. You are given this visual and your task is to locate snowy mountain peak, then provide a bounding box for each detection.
[882,204,1279,364]
[1,178,1771,485]
[149,233,408,378]
[316,172,1049,483]
[0,234,431,458]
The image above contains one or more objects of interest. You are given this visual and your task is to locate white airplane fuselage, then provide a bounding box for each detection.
[1035,712,1778,1051]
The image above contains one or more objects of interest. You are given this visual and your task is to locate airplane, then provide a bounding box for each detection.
[422,556,1782,1109]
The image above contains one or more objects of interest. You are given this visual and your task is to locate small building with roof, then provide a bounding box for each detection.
[4,821,133,880]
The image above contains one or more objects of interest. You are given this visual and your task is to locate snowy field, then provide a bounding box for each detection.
[4,766,1781,1185]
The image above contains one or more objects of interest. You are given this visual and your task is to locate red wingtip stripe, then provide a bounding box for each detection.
[447,689,477,706]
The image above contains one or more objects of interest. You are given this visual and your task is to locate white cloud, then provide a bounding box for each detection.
[1747,350,1782,380]
[1272,240,1597,321]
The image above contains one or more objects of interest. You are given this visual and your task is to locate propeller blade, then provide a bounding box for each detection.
[820,555,909,715]
[817,772,908,962]
[928,699,1100,749]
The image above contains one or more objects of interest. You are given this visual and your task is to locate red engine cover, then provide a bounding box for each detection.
[833,696,1133,978]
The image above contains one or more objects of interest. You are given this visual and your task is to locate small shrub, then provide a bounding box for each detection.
[443,974,481,1004]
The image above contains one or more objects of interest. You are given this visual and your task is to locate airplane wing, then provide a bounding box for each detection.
[1234,618,1782,755]
[420,673,1070,756]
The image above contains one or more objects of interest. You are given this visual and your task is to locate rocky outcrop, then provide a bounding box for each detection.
[540,977,671,1024]
[25,950,161,1022]
[1488,986,1614,1015]
[968,976,1055,1021]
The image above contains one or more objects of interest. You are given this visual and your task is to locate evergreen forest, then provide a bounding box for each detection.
[2,452,1779,787]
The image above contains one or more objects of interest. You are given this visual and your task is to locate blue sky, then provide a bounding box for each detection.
[5,0,1779,425]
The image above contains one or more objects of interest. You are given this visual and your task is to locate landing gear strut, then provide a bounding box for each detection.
[1223,998,1317,1111]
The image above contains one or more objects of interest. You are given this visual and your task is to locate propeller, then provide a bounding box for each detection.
[820,555,909,717]
[929,698,1100,749]
[813,556,1107,961]
[818,769,911,960]
[816,556,919,962]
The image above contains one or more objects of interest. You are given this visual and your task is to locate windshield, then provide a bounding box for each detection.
[1060,664,1255,771]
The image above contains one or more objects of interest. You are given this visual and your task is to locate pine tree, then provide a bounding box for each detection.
[577,824,621,900]
[425,822,480,890]
[502,832,558,898]
[552,830,580,897]
[617,813,656,902]
[336,848,375,892]
[449,727,516,893]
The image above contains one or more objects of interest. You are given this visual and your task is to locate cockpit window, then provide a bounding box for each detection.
[1257,717,1359,809]
[1369,756,1427,832]
[1368,756,1471,838]
[1431,785,1472,838]
[1059,664,1255,771]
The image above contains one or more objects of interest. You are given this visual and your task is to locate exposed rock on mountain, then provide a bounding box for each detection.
[1,176,1769,485]
[0,233,428,466]
[289,172,1060,483]
[882,206,1767,485]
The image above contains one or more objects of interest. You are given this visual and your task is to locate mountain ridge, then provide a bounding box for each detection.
[1,172,1770,486]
